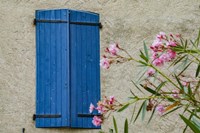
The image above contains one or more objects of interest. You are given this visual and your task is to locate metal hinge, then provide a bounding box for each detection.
[33,114,61,121]
[33,18,102,29]
[77,113,102,117]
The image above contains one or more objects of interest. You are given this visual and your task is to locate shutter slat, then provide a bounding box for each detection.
[81,12,87,127]
[60,9,70,127]
[55,9,62,127]
[37,11,46,127]
[44,10,51,127]
[50,10,56,127]
[70,10,77,127]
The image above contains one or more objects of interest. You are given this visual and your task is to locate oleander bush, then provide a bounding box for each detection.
[90,31,200,133]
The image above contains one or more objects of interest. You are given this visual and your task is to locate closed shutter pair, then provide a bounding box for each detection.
[35,9,101,129]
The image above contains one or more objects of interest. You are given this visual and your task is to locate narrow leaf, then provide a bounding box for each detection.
[118,103,129,112]
[109,129,114,133]
[178,61,192,76]
[180,115,200,133]
[174,75,183,90]
[134,101,146,123]
[124,119,128,133]
[162,105,182,117]
[143,42,149,60]
[195,63,200,77]
[131,80,144,94]
[113,116,118,133]
[168,55,187,68]
[139,50,148,62]
[148,107,156,124]
[156,81,167,93]
[130,104,137,122]
[183,113,193,133]
[140,84,161,96]
[141,100,147,121]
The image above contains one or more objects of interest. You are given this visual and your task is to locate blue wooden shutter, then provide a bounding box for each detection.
[35,9,100,129]
[35,9,70,127]
[70,10,101,129]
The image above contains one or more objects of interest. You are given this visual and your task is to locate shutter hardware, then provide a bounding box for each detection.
[33,114,61,121]
[33,19,103,29]
[77,113,102,117]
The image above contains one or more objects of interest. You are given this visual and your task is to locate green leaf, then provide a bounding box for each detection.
[192,116,200,130]
[178,61,192,76]
[109,129,114,133]
[180,38,184,46]
[182,104,190,114]
[124,119,128,133]
[180,115,200,133]
[166,98,175,102]
[148,107,156,124]
[190,40,197,49]
[134,100,146,123]
[162,106,182,117]
[183,113,193,133]
[174,55,187,66]
[131,80,144,94]
[196,63,200,77]
[184,86,188,94]
[113,116,118,133]
[174,75,183,90]
[136,67,148,83]
[139,50,148,63]
[187,84,193,96]
[187,110,200,119]
[141,100,147,121]
[118,103,129,112]
[194,29,200,47]
[140,84,161,96]
[155,81,167,93]
[130,104,137,122]
[184,39,188,49]
[143,42,149,60]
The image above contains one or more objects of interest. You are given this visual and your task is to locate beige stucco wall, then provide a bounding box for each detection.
[0,0,200,133]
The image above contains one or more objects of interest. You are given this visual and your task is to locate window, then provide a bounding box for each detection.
[34,9,101,129]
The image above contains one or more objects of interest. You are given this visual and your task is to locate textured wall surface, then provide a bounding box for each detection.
[0,0,200,133]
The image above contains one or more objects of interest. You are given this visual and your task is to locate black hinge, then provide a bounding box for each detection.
[33,19,102,29]
[33,114,61,121]
[77,113,102,117]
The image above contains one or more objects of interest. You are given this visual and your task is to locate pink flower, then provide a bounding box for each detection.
[159,53,171,62]
[167,50,176,60]
[176,34,181,38]
[109,96,115,104]
[107,43,119,55]
[96,104,105,114]
[89,103,95,113]
[152,58,164,66]
[151,52,158,60]
[146,68,156,77]
[156,105,165,115]
[181,81,189,87]
[166,41,177,47]
[100,57,110,69]
[172,89,180,99]
[150,40,164,52]
[92,116,103,127]
[156,32,166,40]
